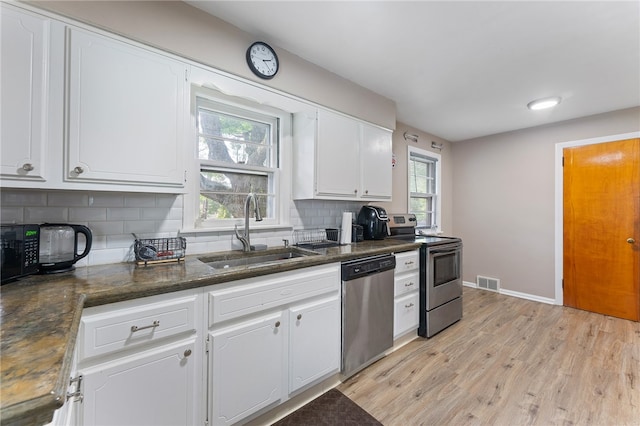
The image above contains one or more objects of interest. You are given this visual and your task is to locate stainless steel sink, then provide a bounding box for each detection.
[199,247,319,270]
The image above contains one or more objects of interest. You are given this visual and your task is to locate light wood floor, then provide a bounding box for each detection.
[338,287,640,426]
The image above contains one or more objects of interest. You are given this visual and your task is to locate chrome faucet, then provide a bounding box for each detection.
[235,193,263,252]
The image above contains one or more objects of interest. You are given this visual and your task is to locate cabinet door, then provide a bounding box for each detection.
[66,28,185,187]
[79,340,196,426]
[360,124,392,199]
[289,295,340,394]
[315,109,360,197]
[210,311,285,426]
[0,5,49,180]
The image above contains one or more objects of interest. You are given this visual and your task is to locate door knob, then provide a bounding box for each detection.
[627,238,636,244]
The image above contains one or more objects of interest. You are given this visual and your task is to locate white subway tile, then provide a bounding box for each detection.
[1,191,47,206]
[124,221,156,235]
[107,208,140,221]
[156,219,182,233]
[25,207,68,222]
[141,208,171,220]
[89,193,125,207]
[0,207,24,223]
[156,194,182,208]
[88,221,124,236]
[88,248,128,266]
[90,235,107,250]
[69,208,107,222]
[48,192,89,207]
[124,194,157,208]
[107,234,136,249]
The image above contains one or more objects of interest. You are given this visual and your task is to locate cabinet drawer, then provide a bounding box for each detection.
[394,271,419,296]
[394,250,419,274]
[208,264,340,326]
[80,294,198,360]
[394,291,419,338]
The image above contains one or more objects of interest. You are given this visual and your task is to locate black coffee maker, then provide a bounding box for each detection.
[357,206,390,240]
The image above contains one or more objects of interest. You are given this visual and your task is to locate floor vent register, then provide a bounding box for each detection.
[477,275,500,292]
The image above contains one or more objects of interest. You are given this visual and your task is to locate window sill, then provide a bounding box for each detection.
[181,223,294,235]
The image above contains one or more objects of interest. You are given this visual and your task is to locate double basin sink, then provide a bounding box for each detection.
[198,247,321,270]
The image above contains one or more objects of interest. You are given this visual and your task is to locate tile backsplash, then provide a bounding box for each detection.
[1,189,364,267]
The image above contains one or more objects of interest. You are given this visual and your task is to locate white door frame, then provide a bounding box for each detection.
[554,131,640,305]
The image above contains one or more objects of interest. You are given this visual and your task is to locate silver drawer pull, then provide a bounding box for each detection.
[275,321,281,328]
[131,320,160,333]
[73,166,84,174]
[404,303,414,308]
[404,282,414,287]
[405,261,414,265]
[184,349,192,357]
[22,163,34,172]
[297,314,302,320]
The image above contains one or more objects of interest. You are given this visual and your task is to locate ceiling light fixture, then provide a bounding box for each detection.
[527,96,562,111]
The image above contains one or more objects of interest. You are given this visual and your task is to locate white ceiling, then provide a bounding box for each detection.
[185,1,640,142]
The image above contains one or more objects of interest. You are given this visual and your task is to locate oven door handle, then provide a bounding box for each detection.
[430,248,459,255]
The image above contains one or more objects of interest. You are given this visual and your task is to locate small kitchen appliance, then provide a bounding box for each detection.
[356,206,390,240]
[39,223,92,273]
[1,224,40,283]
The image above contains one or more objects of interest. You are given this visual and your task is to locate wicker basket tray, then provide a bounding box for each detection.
[134,236,186,265]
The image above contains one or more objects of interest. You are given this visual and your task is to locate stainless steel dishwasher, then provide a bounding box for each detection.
[341,254,396,378]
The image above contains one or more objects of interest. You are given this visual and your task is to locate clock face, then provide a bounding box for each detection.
[246,42,279,79]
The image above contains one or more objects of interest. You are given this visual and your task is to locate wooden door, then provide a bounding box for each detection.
[563,138,639,321]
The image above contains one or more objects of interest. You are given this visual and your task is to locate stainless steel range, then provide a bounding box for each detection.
[388,214,463,337]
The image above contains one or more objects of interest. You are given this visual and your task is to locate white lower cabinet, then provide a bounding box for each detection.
[206,263,341,426]
[79,339,197,426]
[74,290,202,426]
[393,250,421,339]
[289,296,340,394]
[209,311,285,425]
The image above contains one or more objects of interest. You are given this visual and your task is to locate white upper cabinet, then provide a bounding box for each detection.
[293,108,392,201]
[0,4,49,180]
[66,27,187,188]
[1,5,188,193]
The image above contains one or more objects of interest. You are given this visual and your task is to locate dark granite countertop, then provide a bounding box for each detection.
[0,239,420,425]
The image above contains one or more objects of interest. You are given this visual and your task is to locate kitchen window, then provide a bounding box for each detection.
[194,95,286,229]
[408,146,441,233]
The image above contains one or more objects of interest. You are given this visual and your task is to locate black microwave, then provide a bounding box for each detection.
[1,224,40,284]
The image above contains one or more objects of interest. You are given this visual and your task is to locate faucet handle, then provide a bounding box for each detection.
[282,239,289,248]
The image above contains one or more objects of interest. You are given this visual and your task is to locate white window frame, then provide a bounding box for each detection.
[407,146,441,234]
[184,86,292,231]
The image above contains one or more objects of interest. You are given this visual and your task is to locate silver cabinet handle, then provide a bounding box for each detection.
[405,261,414,266]
[405,303,414,308]
[73,166,84,174]
[131,320,160,332]
[275,321,281,328]
[184,349,192,357]
[364,189,369,194]
[296,314,302,320]
[22,163,34,172]
[627,238,636,244]
[404,282,414,287]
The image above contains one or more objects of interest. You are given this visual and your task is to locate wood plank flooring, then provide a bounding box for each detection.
[338,287,640,426]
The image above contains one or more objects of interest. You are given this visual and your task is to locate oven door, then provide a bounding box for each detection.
[424,243,462,310]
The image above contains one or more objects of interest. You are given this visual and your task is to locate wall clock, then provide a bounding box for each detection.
[246,41,279,79]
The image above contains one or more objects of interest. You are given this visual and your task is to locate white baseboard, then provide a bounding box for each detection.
[464,280,557,305]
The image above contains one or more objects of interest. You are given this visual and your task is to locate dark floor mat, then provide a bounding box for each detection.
[272,389,382,426]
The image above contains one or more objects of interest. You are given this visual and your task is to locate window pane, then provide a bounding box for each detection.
[199,170,270,219]
[198,109,272,167]
[410,196,434,228]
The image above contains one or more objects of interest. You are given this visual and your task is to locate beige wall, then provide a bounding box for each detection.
[26,0,396,129]
[452,106,640,299]
[378,123,453,235]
